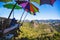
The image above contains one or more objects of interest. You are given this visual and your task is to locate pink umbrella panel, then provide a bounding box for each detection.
[16,1,39,15]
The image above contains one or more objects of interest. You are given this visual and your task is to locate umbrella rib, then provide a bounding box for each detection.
[19,10,25,23]
[21,12,28,25]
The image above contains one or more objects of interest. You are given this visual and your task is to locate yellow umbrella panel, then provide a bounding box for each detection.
[30,0,40,5]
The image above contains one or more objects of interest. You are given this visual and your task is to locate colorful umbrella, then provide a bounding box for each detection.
[15,0,56,22]
[1,0,56,20]
[16,0,56,5]
[16,1,39,15]
[3,4,22,9]
[0,0,12,2]
[16,0,56,15]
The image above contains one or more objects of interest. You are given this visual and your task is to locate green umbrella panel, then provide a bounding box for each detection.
[3,4,22,9]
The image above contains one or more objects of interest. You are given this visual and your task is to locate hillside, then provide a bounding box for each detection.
[16,20,60,40]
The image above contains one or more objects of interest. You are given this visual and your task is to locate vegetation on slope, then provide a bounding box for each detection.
[16,21,60,40]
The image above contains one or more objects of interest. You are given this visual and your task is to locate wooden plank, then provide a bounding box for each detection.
[3,24,19,34]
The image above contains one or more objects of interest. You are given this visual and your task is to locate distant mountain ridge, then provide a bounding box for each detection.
[0,17,60,23]
[23,20,60,23]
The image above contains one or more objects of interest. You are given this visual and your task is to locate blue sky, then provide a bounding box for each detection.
[0,0,60,20]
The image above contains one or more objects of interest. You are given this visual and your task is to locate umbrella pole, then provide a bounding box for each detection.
[2,2,17,33]
[13,10,14,18]
[8,2,17,19]
[21,12,28,25]
[19,10,25,23]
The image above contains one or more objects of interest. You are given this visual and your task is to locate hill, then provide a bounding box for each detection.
[16,20,60,40]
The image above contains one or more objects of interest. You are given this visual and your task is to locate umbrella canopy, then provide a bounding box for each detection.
[0,0,12,2]
[30,0,56,6]
[40,0,56,6]
[16,1,39,15]
[16,0,56,15]
[15,0,56,5]
[3,4,22,9]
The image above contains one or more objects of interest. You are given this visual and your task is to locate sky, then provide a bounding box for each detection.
[0,0,60,20]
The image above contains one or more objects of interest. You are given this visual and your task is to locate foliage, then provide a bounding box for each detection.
[17,22,60,40]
